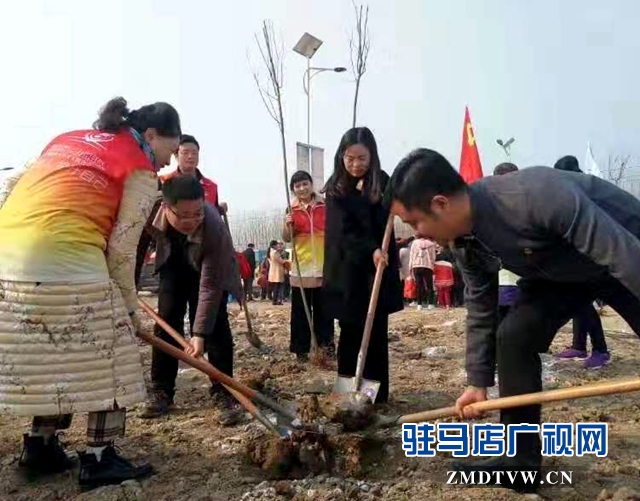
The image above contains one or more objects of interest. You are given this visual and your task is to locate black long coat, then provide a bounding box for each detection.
[323,171,404,323]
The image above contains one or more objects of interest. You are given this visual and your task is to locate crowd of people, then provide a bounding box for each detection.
[1,95,638,494]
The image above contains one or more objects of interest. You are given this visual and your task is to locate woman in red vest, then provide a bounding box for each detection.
[0,97,181,488]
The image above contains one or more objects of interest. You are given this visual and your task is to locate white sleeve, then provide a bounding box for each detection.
[106,169,158,314]
[0,160,34,209]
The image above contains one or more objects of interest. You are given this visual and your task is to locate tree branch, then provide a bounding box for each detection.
[349,1,371,127]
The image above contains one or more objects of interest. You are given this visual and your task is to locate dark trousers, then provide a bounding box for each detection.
[244,277,255,301]
[497,305,512,325]
[498,278,640,461]
[290,286,335,355]
[270,282,283,304]
[414,268,435,306]
[151,266,234,400]
[337,314,390,403]
[452,268,464,307]
[572,303,608,353]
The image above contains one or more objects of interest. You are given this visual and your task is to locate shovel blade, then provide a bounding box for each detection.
[334,376,381,403]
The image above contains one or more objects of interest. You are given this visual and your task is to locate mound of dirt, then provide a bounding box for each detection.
[246,430,332,479]
[320,393,375,432]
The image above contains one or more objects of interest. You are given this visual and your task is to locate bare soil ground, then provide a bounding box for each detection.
[1,297,640,501]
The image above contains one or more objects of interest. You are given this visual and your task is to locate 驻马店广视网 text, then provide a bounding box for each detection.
[402,422,608,458]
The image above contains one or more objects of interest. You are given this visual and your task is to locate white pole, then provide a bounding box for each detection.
[307,58,313,176]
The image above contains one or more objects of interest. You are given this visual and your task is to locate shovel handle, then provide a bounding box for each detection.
[221,212,264,350]
[353,213,395,391]
[138,299,262,422]
[398,377,640,424]
[138,299,295,422]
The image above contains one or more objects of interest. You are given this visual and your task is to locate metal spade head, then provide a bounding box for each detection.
[334,375,381,403]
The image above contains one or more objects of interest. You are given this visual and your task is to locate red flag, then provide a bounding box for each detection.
[459,106,483,184]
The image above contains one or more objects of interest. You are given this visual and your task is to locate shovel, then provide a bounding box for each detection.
[373,377,640,429]
[138,299,289,437]
[221,211,265,351]
[137,299,297,428]
[334,212,395,403]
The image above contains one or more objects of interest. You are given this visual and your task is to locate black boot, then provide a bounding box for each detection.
[209,384,245,426]
[139,390,173,419]
[19,433,75,475]
[78,445,152,489]
[450,456,541,493]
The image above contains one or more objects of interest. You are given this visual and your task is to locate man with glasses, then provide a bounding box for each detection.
[140,175,242,419]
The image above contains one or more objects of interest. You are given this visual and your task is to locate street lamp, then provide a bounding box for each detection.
[496,137,515,159]
[293,32,346,145]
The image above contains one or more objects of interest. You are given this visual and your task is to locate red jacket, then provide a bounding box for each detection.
[200,175,218,207]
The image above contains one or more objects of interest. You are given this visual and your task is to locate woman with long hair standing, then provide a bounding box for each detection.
[0,97,181,488]
[322,127,403,403]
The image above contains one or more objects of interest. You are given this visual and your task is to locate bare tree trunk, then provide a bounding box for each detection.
[252,21,319,358]
[349,2,370,129]
[352,77,361,128]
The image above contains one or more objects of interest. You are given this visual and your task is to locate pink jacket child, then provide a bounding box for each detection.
[409,238,437,270]
[409,238,438,308]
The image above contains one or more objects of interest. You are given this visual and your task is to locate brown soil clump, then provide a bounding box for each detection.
[241,369,271,392]
[298,395,323,424]
[245,430,333,479]
[321,392,375,432]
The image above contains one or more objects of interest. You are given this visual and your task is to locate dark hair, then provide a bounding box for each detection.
[180,134,200,150]
[554,156,582,173]
[390,148,467,213]
[493,162,519,176]
[269,240,278,248]
[323,127,383,203]
[290,170,313,191]
[93,97,181,138]
[162,175,204,205]
[247,243,255,248]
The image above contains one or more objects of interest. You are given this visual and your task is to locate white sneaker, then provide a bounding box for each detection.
[409,302,417,307]
[427,305,435,310]
[417,305,423,311]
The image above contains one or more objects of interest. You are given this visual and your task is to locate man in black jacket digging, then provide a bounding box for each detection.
[388,148,640,492]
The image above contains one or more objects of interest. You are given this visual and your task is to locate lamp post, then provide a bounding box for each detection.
[303,66,346,144]
[293,32,346,146]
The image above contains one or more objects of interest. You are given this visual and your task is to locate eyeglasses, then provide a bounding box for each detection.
[167,206,204,222]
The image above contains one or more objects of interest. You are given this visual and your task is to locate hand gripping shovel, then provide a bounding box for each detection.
[372,377,640,429]
[334,213,395,403]
[138,298,295,437]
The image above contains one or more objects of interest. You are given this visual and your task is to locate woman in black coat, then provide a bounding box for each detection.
[322,127,404,403]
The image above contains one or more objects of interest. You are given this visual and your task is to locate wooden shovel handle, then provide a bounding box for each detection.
[353,213,396,389]
[137,298,296,421]
[398,377,640,424]
[138,298,258,411]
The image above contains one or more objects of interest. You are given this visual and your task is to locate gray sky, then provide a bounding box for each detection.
[1,0,639,212]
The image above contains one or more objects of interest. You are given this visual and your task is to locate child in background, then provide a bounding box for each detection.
[409,237,437,310]
[434,247,455,308]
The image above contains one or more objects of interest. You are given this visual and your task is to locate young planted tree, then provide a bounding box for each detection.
[251,21,322,362]
[349,1,371,128]
[607,154,631,187]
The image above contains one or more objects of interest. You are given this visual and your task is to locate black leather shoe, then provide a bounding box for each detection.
[78,445,152,490]
[19,433,75,476]
[139,390,173,419]
[450,456,541,493]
